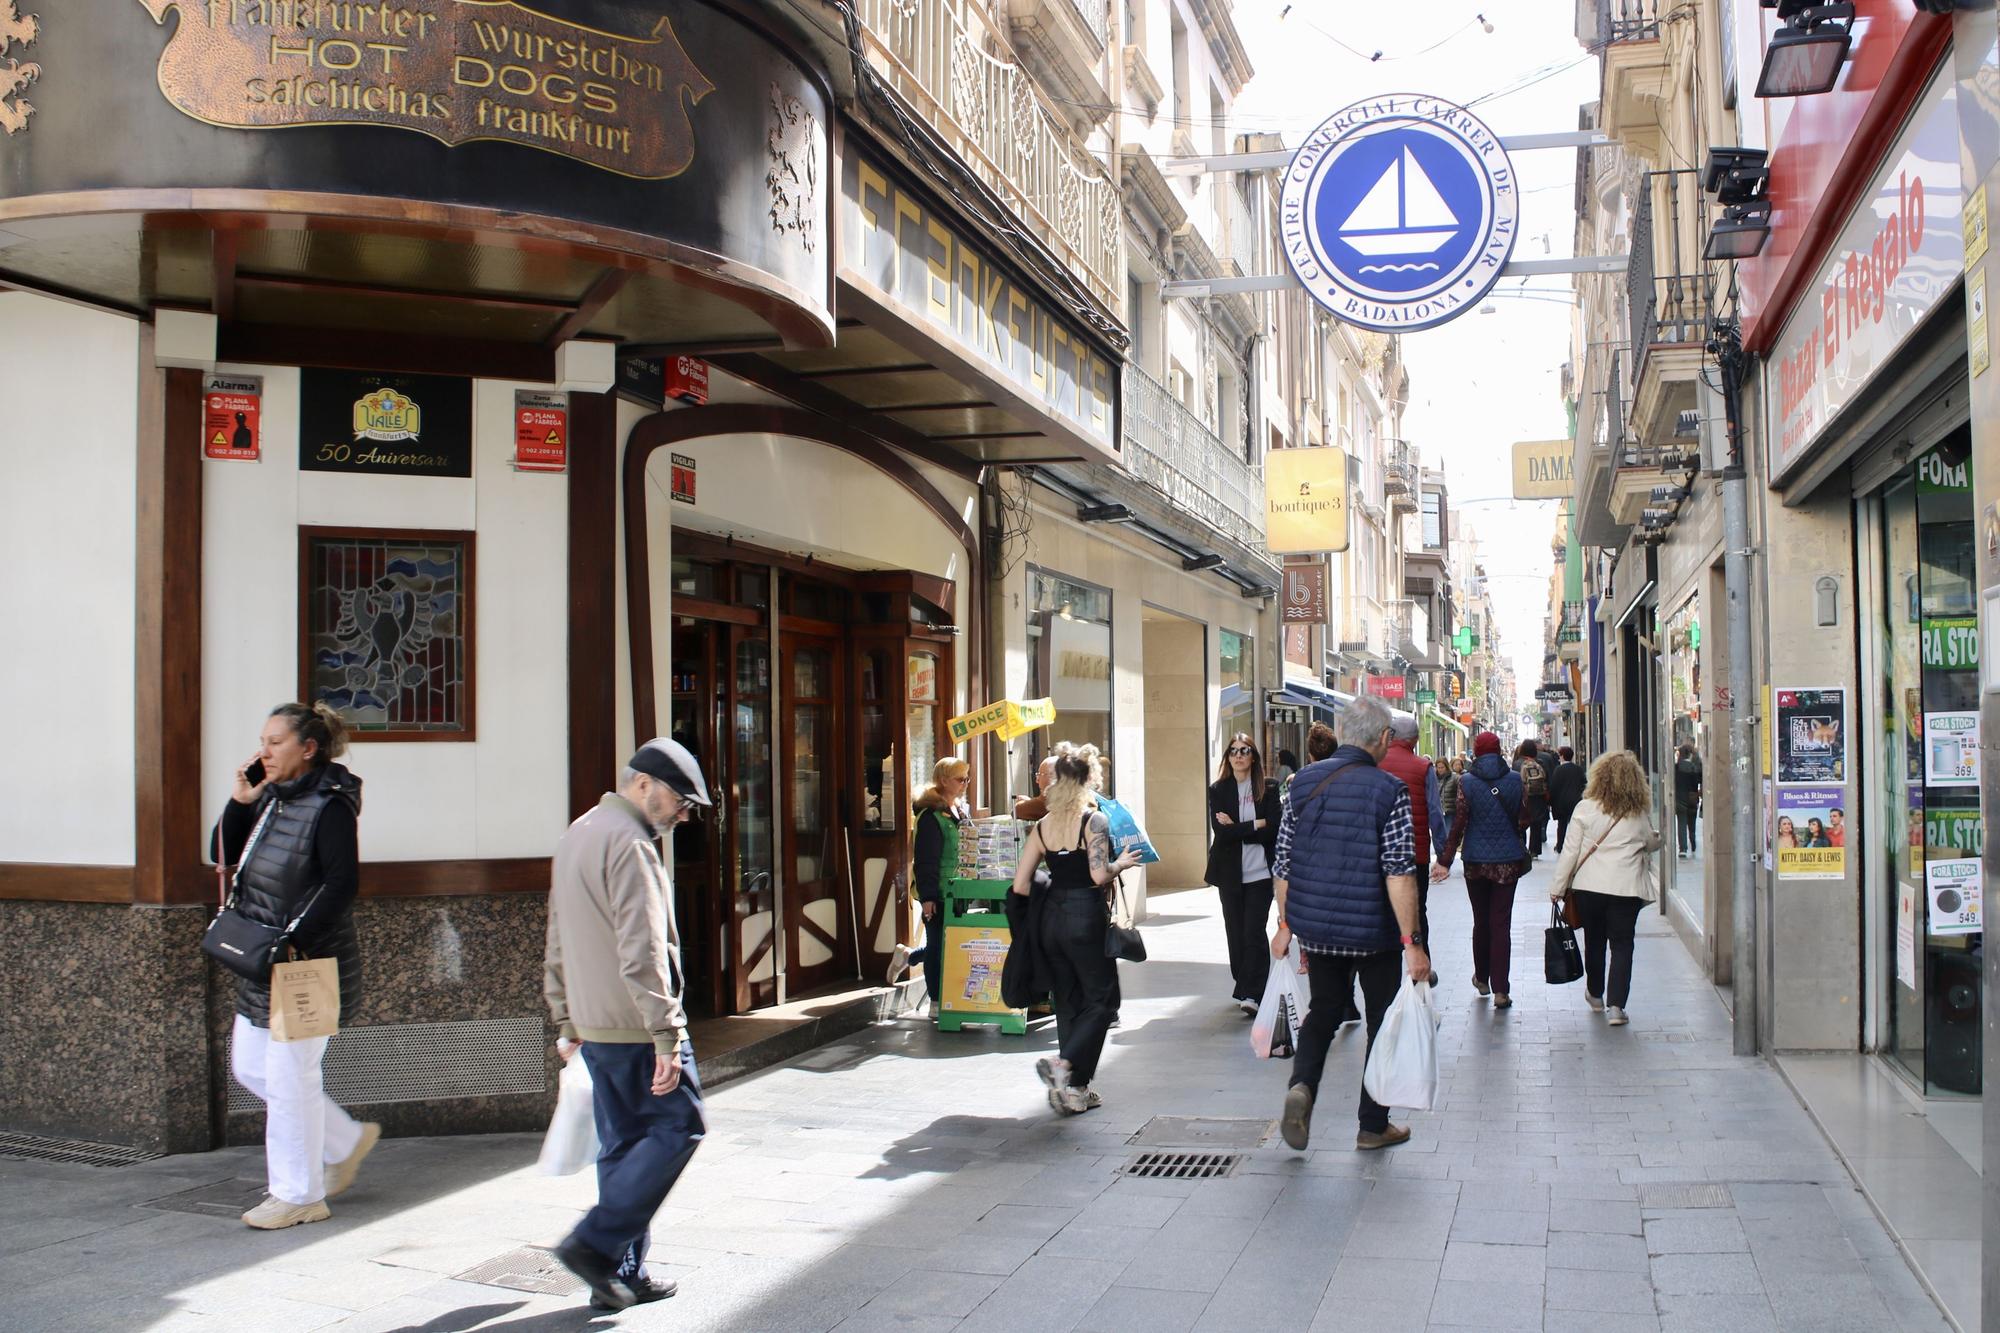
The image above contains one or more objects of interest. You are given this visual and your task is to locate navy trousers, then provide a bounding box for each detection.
[569,1039,705,1278]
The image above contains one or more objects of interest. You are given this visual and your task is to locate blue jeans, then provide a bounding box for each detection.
[569,1040,705,1277]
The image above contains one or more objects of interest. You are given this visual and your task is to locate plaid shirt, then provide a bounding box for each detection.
[1275,771,1417,958]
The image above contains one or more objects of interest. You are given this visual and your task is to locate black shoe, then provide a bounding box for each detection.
[591,1273,676,1310]
[553,1238,635,1311]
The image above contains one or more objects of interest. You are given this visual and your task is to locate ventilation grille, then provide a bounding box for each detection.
[0,1132,164,1169]
[229,1017,548,1112]
[453,1245,585,1296]
[1119,1151,1245,1180]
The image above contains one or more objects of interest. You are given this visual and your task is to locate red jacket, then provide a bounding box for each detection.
[1378,739,1436,866]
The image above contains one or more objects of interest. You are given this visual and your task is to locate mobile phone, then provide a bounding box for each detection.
[245,758,265,786]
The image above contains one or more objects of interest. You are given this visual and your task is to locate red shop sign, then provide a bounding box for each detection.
[1365,675,1406,701]
[202,373,262,461]
[514,390,568,473]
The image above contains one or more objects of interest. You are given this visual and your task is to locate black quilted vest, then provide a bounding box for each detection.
[232,763,363,1025]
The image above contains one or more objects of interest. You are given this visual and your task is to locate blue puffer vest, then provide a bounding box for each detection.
[1281,746,1406,953]
[1458,753,1526,866]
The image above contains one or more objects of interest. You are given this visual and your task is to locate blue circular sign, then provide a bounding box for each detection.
[1279,96,1521,332]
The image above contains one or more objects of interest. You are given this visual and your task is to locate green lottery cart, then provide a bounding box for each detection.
[934,816,1029,1035]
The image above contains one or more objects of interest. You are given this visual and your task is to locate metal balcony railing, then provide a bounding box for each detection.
[1558,600,1585,644]
[1064,0,1110,48]
[854,0,1121,309]
[1597,0,1664,42]
[1384,439,1418,510]
[1628,169,1710,367]
[1121,362,1265,550]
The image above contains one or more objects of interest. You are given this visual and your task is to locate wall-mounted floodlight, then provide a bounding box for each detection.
[1756,3,1855,99]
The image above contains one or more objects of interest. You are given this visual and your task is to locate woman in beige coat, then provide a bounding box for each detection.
[1547,751,1661,1026]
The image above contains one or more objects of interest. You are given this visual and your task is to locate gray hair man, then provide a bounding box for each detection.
[546,739,711,1311]
[1379,711,1446,970]
[1270,693,1432,1152]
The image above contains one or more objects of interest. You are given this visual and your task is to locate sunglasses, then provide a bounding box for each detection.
[1227,746,1256,757]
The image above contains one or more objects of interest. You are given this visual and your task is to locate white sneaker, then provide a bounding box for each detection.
[1057,1084,1089,1114]
[1237,998,1259,1016]
[242,1196,330,1230]
[886,944,911,986]
[1586,993,1604,1013]
[927,999,939,1021]
[1606,1007,1629,1026]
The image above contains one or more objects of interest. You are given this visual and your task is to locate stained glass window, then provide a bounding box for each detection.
[303,528,474,739]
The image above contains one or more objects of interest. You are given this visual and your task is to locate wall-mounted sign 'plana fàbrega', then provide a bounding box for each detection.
[136,0,714,179]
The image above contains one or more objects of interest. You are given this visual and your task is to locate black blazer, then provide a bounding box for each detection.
[1205,775,1281,889]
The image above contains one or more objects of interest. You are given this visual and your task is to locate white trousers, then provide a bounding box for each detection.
[230,1013,365,1205]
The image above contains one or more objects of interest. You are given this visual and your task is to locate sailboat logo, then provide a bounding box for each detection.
[1340,147,1459,272]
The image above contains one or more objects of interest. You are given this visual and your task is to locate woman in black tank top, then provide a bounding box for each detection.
[1010,746,1141,1115]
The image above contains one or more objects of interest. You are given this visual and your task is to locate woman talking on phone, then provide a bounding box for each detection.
[211,701,377,1230]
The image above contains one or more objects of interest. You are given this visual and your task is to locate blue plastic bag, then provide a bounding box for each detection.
[1095,795,1160,864]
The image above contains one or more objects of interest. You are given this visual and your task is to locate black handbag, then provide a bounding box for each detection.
[1544,901,1585,985]
[202,800,323,983]
[1104,876,1147,962]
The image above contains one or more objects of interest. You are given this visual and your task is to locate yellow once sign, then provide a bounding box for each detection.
[1265,446,1350,554]
[1511,440,1575,499]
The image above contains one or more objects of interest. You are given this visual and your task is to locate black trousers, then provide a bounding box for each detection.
[1573,889,1644,1008]
[1043,887,1118,1086]
[1554,811,1573,853]
[1289,948,1400,1134]
[1676,810,1698,854]
[1218,877,1274,1002]
[1525,809,1549,857]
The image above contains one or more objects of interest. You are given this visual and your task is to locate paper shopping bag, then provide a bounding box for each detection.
[269,956,341,1042]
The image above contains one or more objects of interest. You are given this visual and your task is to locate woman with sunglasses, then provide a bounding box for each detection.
[1207,733,1281,1014]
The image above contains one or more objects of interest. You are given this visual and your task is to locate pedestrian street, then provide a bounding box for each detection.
[0,869,1949,1333]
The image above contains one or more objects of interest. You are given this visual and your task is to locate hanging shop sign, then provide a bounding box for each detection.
[1415,689,1437,705]
[300,370,472,478]
[841,151,1117,453]
[1773,686,1847,785]
[1264,446,1350,553]
[947,698,1058,746]
[1774,787,1846,879]
[512,390,567,472]
[1279,95,1519,333]
[202,372,263,461]
[1765,70,1961,484]
[1510,440,1574,499]
[1281,562,1328,624]
[1365,676,1406,701]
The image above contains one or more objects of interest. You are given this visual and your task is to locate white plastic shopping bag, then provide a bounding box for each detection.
[1362,975,1441,1109]
[537,1054,599,1176]
[1250,944,1307,1059]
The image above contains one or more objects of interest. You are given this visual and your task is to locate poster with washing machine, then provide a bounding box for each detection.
[1774,687,1847,784]
[1774,787,1846,879]
[1923,711,1981,786]
[1925,859,1982,937]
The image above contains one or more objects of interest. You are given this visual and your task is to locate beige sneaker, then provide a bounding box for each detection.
[326,1122,381,1199]
[242,1196,331,1230]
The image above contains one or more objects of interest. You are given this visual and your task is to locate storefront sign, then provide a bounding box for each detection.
[1924,711,1980,786]
[1766,72,1961,484]
[1921,618,1977,670]
[1264,447,1350,553]
[1281,563,1328,624]
[1365,676,1406,701]
[669,452,696,504]
[1279,95,1519,332]
[1916,444,1970,493]
[1510,440,1574,499]
[202,372,263,460]
[512,390,566,472]
[1926,808,1983,858]
[1774,686,1847,785]
[946,698,1056,746]
[1926,859,1981,936]
[1774,786,1846,879]
[137,0,714,180]
[842,152,1117,452]
[1415,689,1437,705]
[665,354,709,405]
[300,369,472,477]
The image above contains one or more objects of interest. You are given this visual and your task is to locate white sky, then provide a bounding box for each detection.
[1231,1,1600,719]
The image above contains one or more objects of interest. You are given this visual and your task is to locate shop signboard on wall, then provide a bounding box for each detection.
[300,370,473,478]
[1921,617,1977,670]
[1281,562,1328,623]
[1924,711,1981,786]
[1765,71,1961,484]
[1774,787,1846,879]
[202,373,262,461]
[1774,686,1847,784]
[1265,447,1350,553]
[1510,440,1574,499]
[512,391,567,473]
[1365,676,1406,701]
[1415,689,1438,705]
[1925,858,1982,936]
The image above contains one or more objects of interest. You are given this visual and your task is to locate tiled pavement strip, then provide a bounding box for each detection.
[0,862,1955,1333]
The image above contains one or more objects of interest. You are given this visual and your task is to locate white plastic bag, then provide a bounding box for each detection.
[1250,944,1307,1059]
[1362,975,1441,1109]
[537,1054,599,1176]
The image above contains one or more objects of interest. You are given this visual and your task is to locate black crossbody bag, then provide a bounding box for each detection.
[201,800,325,983]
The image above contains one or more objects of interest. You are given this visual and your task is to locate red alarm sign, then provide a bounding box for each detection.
[666,355,710,405]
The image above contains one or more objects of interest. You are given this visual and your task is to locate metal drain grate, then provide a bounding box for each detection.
[228,1016,547,1112]
[1119,1151,1246,1180]
[455,1246,585,1296]
[140,1178,270,1217]
[0,1132,164,1169]
[1128,1117,1274,1149]
[1638,1182,1732,1210]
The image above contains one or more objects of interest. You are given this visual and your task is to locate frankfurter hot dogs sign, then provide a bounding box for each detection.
[136,0,713,178]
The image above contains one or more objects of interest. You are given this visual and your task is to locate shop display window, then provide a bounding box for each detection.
[1220,629,1254,758]
[301,527,473,739]
[1027,568,1114,790]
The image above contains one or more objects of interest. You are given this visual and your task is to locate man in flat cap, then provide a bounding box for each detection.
[546,738,713,1311]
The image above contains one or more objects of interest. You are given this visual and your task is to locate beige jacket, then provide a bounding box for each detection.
[1548,797,1663,903]
[544,793,687,1056]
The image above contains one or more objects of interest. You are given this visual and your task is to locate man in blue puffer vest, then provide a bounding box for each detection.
[1269,694,1433,1152]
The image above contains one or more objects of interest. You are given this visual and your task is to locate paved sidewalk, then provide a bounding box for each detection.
[0,865,1953,1332]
